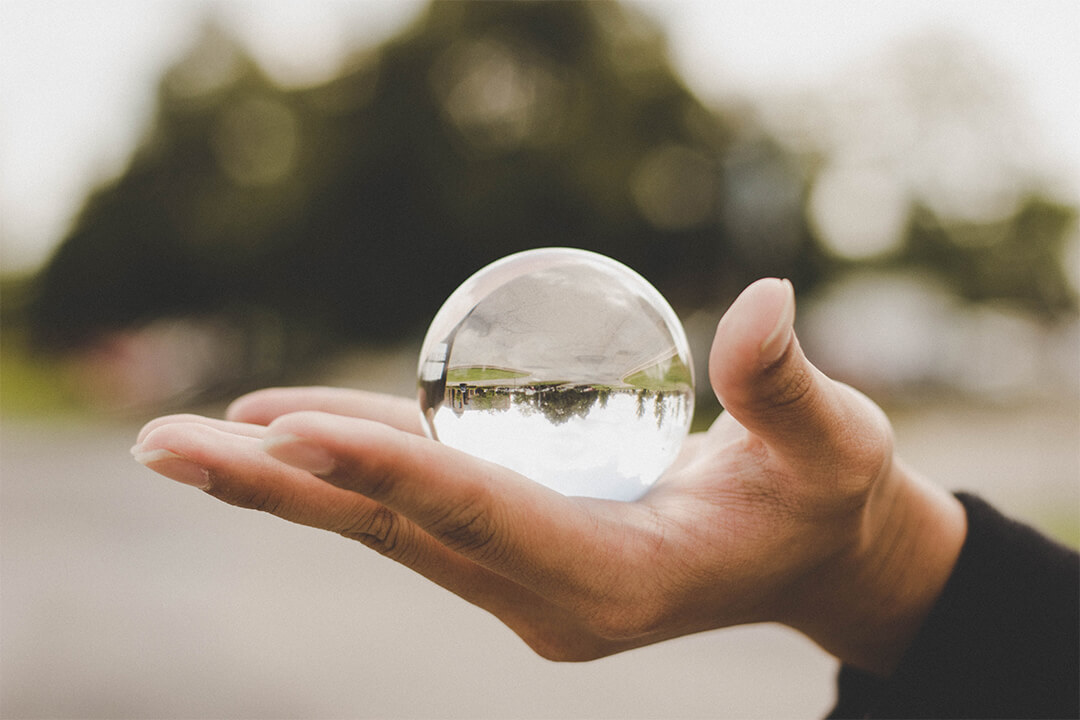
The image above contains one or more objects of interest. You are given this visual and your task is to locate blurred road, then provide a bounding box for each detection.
[2,395,1076,718]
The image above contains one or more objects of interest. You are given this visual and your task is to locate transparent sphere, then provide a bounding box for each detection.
[418,248,695,501]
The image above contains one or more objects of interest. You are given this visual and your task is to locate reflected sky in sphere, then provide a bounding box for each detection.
[418,248,694,501]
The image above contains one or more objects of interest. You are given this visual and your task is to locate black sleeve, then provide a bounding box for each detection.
[828,493,1079,719]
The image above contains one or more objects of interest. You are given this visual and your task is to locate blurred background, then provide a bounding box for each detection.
[1,1,1077,717]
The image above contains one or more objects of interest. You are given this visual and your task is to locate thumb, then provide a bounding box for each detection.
[708,278,876,465]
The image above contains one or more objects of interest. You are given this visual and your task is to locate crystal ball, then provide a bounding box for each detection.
[417,248,695,501]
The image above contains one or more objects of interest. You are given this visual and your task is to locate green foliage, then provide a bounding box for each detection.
[0,328,82,416]
[21,0,1076,370]
[25,1,821,355]
[623,353,693,390]
[904,198,1078,319]
[446,366,529,383]
[523,385,602,425]
[1040,512,1080,551]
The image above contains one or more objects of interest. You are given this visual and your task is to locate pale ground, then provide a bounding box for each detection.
[2,358,1077,718]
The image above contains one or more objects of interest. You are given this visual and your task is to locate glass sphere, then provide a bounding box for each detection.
[418,248,694,501]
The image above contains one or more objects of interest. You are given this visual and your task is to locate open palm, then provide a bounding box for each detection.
[134,279,963,673]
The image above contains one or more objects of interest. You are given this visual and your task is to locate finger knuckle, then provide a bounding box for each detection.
[833,387,896,495]
[761,364,814,414]
[337,505,403,556]
[431,499,506,563]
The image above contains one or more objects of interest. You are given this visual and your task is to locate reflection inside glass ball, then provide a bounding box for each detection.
[418,248,694,501]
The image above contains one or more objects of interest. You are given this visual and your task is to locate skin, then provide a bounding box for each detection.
[132,278,966,674]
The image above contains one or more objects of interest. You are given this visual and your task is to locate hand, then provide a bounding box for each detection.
[132,279,966,672]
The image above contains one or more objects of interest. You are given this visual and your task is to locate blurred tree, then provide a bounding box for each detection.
[793,31,1078,319]
[24,0,1075,382]
[26,1,822,357]
[904,198,1078,318]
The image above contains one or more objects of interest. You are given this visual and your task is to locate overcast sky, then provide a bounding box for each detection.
[2,0,1077,272]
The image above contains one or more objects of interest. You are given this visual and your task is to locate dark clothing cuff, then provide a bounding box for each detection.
[828,493,1079,719]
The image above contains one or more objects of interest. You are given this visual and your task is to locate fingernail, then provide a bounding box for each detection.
[132,446,212,489]
[262,433,336,476]
[759,278,795,366]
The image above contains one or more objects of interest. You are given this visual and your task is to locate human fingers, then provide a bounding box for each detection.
[708,279,891,487]
[261,411,666,635]
[136,414,267,444]
[132,420,637,659]
[226,386,425,435]
[133,421,521,610]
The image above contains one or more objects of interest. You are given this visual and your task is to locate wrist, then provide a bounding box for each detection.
[784,459,967,675]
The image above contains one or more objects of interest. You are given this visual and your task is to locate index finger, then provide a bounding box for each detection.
[261,411,660,618]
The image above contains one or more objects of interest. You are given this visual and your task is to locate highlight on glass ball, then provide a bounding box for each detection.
[417,247,694,501]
